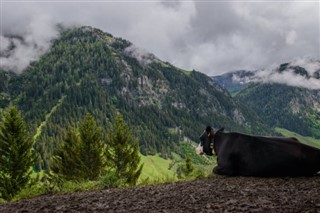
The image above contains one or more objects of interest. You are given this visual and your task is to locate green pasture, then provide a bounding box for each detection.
[275,128,320,149]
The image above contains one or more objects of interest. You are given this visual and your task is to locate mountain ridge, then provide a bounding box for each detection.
[212,62,320,138]
[0,26,271,170]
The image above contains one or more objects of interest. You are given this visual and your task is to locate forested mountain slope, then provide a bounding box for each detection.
[212,61,320,138]
[0,26,270,170]
[236,84,320,138]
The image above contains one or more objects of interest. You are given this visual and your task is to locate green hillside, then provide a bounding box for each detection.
[0,26,271,171]
[212,64,320,140]
[139,154,177,182]
[276,128,320,149]
[139,142,217,183]
[236,83,320,139]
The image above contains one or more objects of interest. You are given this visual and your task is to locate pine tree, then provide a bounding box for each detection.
[51,127,83,181]
[105,114,143,186]
[52,113,105,181]
[0,106,36,201]
[182,157,194,177]
[79,113,105,180]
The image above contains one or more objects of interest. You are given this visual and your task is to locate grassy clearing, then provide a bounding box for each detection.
[158,61,191,76]
[138,147,216,185]
[33,95,66,142]
[179,69,192,76]
[139,154,177,184]
[275,128,320,149]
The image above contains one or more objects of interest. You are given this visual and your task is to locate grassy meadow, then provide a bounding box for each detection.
[276,128,320,149]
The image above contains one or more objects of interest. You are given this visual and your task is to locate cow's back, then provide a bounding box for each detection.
[213,131,320,176]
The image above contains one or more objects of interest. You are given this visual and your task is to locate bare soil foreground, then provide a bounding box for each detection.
[1,176,320,212]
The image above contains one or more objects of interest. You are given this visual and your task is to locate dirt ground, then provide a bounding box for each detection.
[1,176,320,212]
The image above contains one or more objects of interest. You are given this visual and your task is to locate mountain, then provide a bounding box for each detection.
[236,84,320,138]
[212,59,320,93]
[277,61,320,79]
[211,70,255,95]
[0,26,271,170]
[212,61,320,138]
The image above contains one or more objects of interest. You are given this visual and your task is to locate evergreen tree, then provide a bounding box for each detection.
[182,157,194,177]
[51,127,83,181]
[79,113,105,180]
[0,106,36,201]
[105,114,143,186]
[52,113,105,181]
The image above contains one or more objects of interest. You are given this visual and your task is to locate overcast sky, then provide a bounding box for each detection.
[0,0,319,77]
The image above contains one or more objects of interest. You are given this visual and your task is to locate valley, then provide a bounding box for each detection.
[0,26,319,206]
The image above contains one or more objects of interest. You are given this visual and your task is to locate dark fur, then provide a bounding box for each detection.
[213,129,320,177]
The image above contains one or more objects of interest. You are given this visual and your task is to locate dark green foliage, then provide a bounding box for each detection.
[51,127,83,181]
[182,157,194,177]
[0,106,36,201]
[105,114,143,186]
[279,63,290,72]
[177,142,214,165]
[213,67,320,139]
[79,113,105,179]
[177,156,206,179]
[0,26,273,170]
[0,71,12,108]
[236,83,320,138]
[98,171,126,188]
[52,113,105,181]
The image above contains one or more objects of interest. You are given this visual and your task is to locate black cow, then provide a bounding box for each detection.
[212,128,320,176]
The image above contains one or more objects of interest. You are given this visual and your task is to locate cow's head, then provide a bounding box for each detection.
[206,126,215,137]
[197,126,215,156]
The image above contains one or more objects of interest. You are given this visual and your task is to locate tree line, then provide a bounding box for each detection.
[0,106,142,201]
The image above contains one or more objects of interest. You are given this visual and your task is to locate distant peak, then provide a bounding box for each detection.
[212,58,320,90]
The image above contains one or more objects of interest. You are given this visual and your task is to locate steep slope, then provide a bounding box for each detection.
[212,70,255,95]
[212,61,320,138]
[0,71,13,108]
[236,83,320,138]
[0,26,271,170]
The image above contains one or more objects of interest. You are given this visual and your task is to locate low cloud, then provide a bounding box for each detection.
[1,33,57,73]
[289,58,320,75]
[254,69,320,90]
[1,12,60,73]
[233,58,320,90]
[124,45,158,67]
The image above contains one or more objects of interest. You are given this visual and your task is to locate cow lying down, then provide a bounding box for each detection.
[212,128,320,177]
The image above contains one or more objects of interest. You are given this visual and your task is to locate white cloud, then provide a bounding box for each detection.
[253,69,320,90]
[1,2,60,72]
[289,58,320,75]
[286,30,298,45]
[245,57,320,90]
[0,35,10,52]
[124,45,158,67]
[0,0,319,77]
